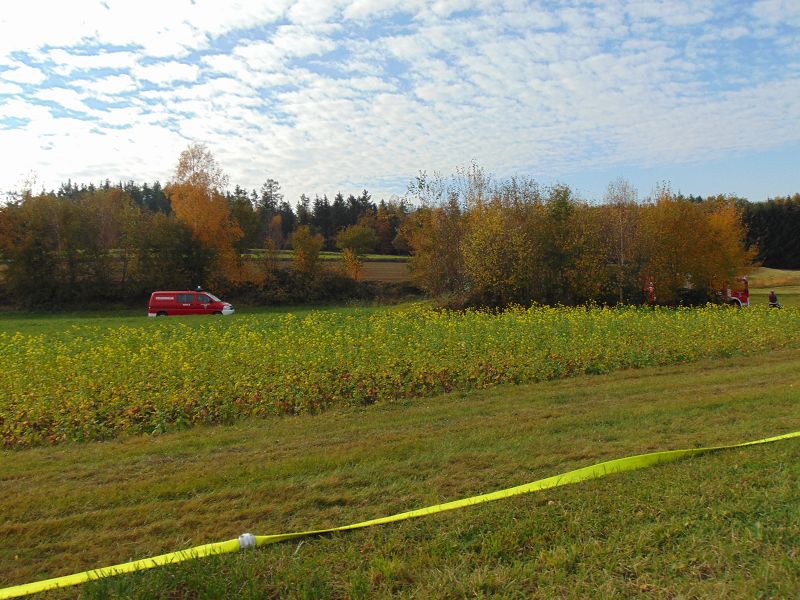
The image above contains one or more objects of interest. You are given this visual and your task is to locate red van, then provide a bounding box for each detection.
[148,291,235,317]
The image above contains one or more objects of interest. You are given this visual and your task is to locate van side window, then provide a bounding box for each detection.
[177,294,193,303]
[197,294,211,303]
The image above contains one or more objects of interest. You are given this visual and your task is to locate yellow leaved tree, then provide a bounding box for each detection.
[640,187,756,303]
[166,143,243,286]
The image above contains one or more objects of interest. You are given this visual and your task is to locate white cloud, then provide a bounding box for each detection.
[71,73,138,94]
[287,0,343,24]
[0,97,45,120]
[625,0,715,26]
[271,25,339,56]
[133,61,200,84]
[232,24,338,77]
[752,0,800,26]
[0,0,290,63]
[47,49,139,75]
[34,87,90,113]
[1,63,46,84]
[0,81,22,94]
[343,0,417,20]
[203,54,253,83]
[91,105,145,127]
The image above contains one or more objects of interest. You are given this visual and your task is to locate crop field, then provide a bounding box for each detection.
[2,304,800,448]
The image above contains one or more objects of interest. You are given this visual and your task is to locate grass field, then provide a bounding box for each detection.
[268,258,410,281]
[244,250,411,263]
[749,267,800,309]
[748,267,800,288]
[243,250,412,282]
[1,349,798,598]
[3,304,800,447]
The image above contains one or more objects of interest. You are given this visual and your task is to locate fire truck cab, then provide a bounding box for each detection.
[642,276,749,306]
[722,277,749,307]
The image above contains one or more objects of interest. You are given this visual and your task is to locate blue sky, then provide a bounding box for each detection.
[0,0,798,204]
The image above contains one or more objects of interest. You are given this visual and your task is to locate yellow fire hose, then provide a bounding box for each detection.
[1,429,797,599]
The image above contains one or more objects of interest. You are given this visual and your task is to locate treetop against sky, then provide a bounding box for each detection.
[0,0,799,203]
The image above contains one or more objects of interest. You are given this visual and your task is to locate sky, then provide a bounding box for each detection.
[1,0,799,205]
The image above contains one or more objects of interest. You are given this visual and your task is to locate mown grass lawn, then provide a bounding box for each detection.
[1,348,798,599]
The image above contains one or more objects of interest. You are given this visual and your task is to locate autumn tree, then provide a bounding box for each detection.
[80,187,142,290]
[166,143,243,286]
[534,185,607,305]
[132,211,211,292]
[460,199,524,306]
[266,213,285,249]
[457,176,545,306]
[291,225,325,277]
[599,177,643,303]
[639,188,755,303]
[403,171,465,296]
[404,166,758,308]
[336,224,378,280]
[403,200,464,296]
[0,188,144,304]
[0,198,61,304]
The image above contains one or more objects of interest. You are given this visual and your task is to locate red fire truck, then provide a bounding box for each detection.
[721,277,750,307]
[643,276,749,306]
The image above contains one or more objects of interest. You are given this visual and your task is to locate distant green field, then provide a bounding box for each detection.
[2,349,798,598]
[242,250,410,262]
[748,266,800,288]
[748,267,800,308]
[236,249,412,281]
[749,286,800,309]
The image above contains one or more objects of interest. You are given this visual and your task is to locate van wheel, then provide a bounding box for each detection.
[213,311,222,315]
[156,311,167,317]
[728,301,741,309]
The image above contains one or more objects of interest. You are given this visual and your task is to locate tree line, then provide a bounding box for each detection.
[40,176,412,256]
[0,145,798,308]
[0,145,413,306]
[742,194,800,269]
[401,167,757,307]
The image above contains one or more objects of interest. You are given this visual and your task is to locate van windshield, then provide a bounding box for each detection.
[205,293,220,302]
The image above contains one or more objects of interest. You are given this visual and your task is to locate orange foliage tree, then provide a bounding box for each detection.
[640,188,756,303]
[166,143,243,286]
